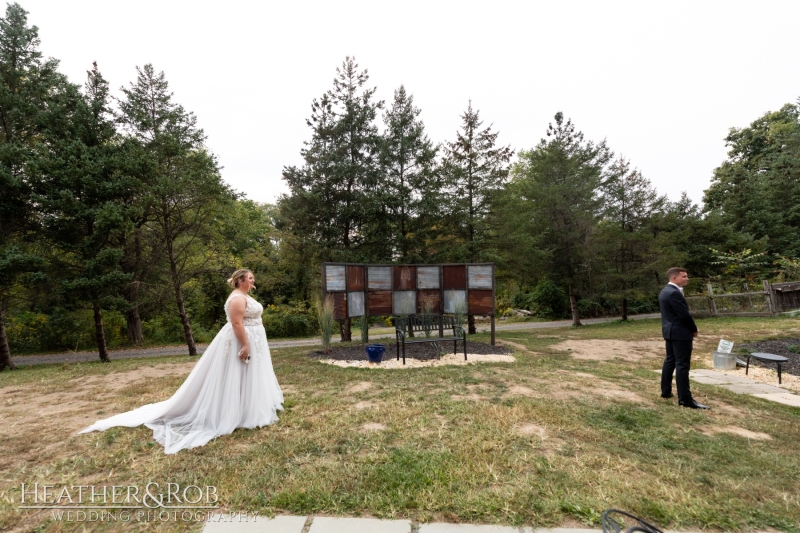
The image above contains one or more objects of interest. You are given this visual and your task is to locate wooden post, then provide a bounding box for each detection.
[364,265,369,342]
[491,263,496,346]
[763,280,775,316]
[707,282,717,316]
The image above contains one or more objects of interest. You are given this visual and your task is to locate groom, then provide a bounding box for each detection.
[659,267,709,409]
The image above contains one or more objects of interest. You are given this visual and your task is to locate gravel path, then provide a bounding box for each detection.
[7,313,660,367]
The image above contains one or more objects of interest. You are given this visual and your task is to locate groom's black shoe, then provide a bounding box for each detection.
[661,393,673,399]
[679,399,710,409]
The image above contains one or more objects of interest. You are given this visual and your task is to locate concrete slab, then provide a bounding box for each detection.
[309,516,411,533]
[533,529,599,532]
[752,393,800,407]
[204,515,307,533]
[419,524,522,533]
[725,383,787,394]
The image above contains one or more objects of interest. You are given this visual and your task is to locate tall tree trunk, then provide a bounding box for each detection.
[621,297,628,321]
[123,282,144,344]
[169,266,197,356]
[0,306,16,371]
[468,314,476,335]
[341,318,352,342]
[568,283,582,327]
[125,306,144,344]
[93,301,110,362]
[164,217,197,356]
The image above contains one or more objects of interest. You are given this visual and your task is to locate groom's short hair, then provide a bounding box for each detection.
[666,267,687,280]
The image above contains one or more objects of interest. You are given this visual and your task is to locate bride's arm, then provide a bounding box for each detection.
[228,296,250,362]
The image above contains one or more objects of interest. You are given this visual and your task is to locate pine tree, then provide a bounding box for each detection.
[0,3,63,370]
[379,85,439,262]
[118,64,234,356]
[280,57,384,340]
[441,102,512,332]
[506,112,612,326]
[30,63,132,362]
[599,157,666,320]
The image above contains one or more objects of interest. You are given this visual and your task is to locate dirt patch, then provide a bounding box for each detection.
[0,361,198,471]
[506,385,538,398]
[699,425,772,441]
[346,381,373,394]
[516,423,547,438]
[310,341,512,362]
[360,422,386,432]
[319,352,515,369]
[550,339,663,362]
[353,401,379,410]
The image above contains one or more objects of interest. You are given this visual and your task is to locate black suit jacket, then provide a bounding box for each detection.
[659,284,697,341]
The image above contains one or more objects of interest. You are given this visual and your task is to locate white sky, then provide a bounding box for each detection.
[22,0,800,206]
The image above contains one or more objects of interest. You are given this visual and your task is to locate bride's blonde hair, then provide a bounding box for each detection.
[227,269,252,289]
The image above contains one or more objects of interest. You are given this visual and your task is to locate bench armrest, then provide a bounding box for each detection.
[453,325,466,338]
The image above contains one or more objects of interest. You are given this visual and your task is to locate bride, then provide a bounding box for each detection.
[80,269,284,454]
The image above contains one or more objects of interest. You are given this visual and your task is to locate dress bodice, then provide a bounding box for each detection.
[225,293,263,326]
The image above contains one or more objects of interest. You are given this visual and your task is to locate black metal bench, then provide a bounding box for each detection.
[394,315,467,365]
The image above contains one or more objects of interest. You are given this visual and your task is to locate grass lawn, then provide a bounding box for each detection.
[2,316,800,532]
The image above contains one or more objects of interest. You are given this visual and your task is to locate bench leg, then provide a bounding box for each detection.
[778,363,782,385]
[402,341,406,365]
[746,356,750,375]
[464,336,467,361]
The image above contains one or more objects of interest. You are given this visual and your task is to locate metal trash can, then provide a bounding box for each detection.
[713,351,736,370]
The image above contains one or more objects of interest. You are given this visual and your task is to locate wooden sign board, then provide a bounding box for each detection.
[322,262,496,345]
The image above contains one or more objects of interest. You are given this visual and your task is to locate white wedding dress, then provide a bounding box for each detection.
[80,292,284,454]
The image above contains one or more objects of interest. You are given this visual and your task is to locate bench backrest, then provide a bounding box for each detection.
[394,314,458,333]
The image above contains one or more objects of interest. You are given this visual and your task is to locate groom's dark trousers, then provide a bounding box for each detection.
[659,284,698,403]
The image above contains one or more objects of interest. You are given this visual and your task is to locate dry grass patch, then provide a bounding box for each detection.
[698,425,773,441]
[549,339,663,362]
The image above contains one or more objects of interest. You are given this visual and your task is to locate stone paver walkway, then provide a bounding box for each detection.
[202,515,600,533]
[689,369,800,406]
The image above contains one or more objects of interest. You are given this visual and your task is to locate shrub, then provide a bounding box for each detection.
[264,300,318,339]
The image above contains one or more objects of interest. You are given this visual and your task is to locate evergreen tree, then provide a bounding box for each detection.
[598,157,666,320]
[30,63,132,362]
[441,101,512,332]
[281,57,384,340]
[505,112,611,326]
[0,3,62,370]
[379,85,439,262]
[118,64,234,356]
[704,101,800,258]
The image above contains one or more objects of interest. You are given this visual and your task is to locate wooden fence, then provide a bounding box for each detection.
[685,281,800,317]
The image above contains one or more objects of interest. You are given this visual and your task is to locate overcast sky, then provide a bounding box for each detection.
[21,0,800,206]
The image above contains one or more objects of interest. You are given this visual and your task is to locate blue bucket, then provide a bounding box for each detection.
[365,343,386,363]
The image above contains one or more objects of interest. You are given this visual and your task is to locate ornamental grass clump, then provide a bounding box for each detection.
[317,295,335,354]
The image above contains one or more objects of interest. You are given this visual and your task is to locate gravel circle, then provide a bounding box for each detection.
[309,341,511,362]
[738,338,800,376]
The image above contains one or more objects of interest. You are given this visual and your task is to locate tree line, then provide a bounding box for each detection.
[1,4,799,369]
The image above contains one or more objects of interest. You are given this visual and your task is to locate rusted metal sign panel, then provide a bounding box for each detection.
[368,290,392,315]
[393,290,416,315]
[468,265,493,289]
[443,290,467,313]
[331,292,347,320]
[368,266,392,289]
[468,290,494,314]
[326,265,346,291]
[417,290,441,314]
[347,265,365,291]
[443,265,467,290]
[348,291,365,317]
[393,266,416,290]
[417,266,440,289]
